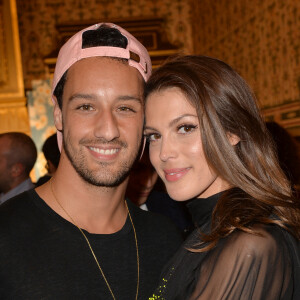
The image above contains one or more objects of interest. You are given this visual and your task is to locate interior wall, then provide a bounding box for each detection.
[192,0,300,134]
[192,0,299,107]
[16,0,300,134]
[0,0,30,135]
[17,0,193,90]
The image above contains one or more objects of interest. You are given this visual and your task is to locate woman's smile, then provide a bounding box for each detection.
[163,167,191,182]
[145,87,230,201]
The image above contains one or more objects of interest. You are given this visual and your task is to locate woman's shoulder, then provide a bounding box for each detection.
[221,223,289,259]
[189,224,295,300]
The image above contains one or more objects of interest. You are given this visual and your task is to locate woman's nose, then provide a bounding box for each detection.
[159,137,177,162]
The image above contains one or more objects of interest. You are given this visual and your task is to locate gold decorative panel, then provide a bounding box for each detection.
[0,2,8,85]
[17,0,193,90]
[0,100,31,133]
[263,102,300,136]
[0,0,24,99]
[191,0,300,135]
[0,0,29,135]
[44,18,180,74]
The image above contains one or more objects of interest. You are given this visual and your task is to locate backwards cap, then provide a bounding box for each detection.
[51,22,152,96]
[51,23,152,150]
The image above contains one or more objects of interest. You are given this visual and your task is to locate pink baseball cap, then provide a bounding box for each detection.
[51,22,152,150]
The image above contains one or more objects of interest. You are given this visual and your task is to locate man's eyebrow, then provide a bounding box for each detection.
[68,93,96,102]
[117,95,143,104]
[68,94,142,103]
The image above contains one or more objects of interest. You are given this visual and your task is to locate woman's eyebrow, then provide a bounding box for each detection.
[168,114,198,127]
[144,125,157,131]
[144,114,197,131]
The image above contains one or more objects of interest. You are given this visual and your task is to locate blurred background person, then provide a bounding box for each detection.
[0,132,37,204]
[36,133,60,187]
[126,143,193,236]
[266,122,300,197]
[126,143,159,207]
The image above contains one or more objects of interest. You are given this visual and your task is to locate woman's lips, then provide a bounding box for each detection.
[163,168,191,182]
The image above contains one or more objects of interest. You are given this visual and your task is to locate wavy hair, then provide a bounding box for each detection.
[144,55,300,251]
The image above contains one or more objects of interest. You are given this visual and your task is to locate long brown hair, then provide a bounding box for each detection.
[144,55,300,251]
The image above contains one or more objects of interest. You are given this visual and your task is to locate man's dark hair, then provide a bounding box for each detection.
[53,25,128,109]
[42,133,60,168]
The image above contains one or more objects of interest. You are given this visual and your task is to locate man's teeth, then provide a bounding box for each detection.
[89,147,118,155]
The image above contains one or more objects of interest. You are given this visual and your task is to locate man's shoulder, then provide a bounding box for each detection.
[0,190,37,227]
[0,188,34,207]
[0,179,35,204]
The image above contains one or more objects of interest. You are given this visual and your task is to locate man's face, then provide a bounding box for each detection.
[0,136,12,193]
[54,57,144,187]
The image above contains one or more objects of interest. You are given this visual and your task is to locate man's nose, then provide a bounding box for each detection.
[93,110,120,141]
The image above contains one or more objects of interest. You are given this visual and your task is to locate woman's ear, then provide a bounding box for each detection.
[53,96,63,132]
[227,132,240,146]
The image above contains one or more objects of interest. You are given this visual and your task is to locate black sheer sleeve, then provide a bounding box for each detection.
[190,224,293,300]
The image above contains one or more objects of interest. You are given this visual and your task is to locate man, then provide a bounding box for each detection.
[0,23,182,299]
[36,133,60,186]
[0,132,37,204]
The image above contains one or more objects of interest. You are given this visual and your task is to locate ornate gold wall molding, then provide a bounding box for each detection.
[44,18,180,74]
[0,0,29,134]
[0,100,30,134]
[263,101,300,136]
[0,0,9,85]
[17,0,192,90]
[191,0,300,135]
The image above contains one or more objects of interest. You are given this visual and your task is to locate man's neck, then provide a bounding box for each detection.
[36,160,129,234]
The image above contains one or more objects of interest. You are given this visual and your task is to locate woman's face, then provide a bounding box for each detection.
[145,87,230,201]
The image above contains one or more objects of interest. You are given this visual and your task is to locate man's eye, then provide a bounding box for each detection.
[178,124,197,134]
[78,104,93,111]
[118,106,135,112]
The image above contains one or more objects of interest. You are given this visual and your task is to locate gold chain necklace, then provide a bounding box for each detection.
[50,178,139,300]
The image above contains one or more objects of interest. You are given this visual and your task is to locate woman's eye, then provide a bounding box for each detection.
[145,133,161,142]
[178,124,197,134]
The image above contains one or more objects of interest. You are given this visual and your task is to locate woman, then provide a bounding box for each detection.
[144,55,300,299]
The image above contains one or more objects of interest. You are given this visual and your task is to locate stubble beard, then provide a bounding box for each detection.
[63,133,141,188]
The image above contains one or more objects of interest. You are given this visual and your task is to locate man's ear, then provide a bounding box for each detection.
[227,132,240,146]
[11,163,24,177]
[53,96,63,132]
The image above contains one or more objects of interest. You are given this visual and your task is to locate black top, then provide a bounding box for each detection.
[0,189,182,299]
[145,190,193,235]
[150,190,300,300]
